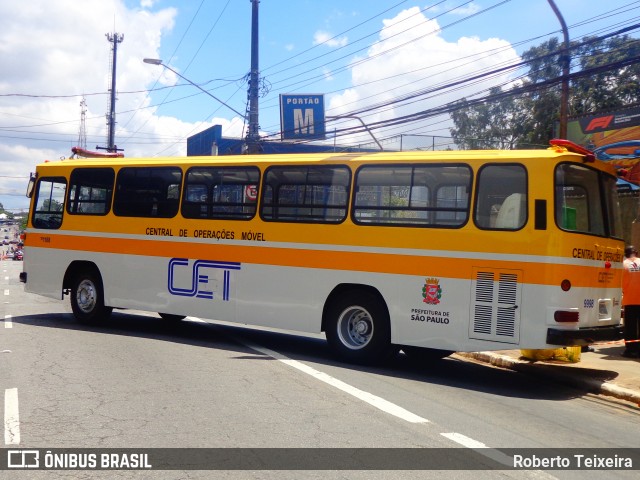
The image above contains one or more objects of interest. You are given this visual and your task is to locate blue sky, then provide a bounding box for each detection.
[0,0,638,211]
[141,0,638,127]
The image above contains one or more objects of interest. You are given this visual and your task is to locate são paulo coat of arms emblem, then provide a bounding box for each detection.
[422,278,442,305]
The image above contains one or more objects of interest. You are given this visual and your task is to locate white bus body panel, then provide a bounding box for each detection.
[24,241,622,352]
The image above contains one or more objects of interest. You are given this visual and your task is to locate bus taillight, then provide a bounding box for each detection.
[560,279,571,291]
[554,310,579,323]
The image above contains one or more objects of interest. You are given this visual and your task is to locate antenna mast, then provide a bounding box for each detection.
[103,32,124,153]
[77,97,87,150]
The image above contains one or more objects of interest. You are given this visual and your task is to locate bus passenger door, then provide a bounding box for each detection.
[469,267,522,344]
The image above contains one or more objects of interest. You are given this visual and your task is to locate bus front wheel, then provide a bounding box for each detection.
[325,291,394,364]
[70,271,112,323]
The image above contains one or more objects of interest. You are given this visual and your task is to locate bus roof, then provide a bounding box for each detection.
[39,146,616,174]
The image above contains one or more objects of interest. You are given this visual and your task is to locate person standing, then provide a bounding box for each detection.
[622,245,640,358]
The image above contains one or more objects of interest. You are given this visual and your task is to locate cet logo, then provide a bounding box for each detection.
[167,258,241,301]
[7,450,39,468]
[422,278,442,305]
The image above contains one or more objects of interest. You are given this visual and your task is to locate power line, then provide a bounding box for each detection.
[259,20,640,143]
[331,54,640,141]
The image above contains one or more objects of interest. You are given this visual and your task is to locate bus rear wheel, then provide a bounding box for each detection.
[70,271,112,323]
[325,291,394,364]
[402,346,453,363]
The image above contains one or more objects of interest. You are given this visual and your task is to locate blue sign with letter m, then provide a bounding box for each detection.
[280,94,326,140]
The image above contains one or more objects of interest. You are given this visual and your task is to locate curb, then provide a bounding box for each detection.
[458,351,640,407]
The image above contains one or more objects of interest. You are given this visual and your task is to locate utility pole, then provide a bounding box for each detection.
[246,0,261,153]
[103,32,124,153]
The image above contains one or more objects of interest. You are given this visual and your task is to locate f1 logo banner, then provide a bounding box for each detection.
[280,94,326,140]
[575,106,640,134]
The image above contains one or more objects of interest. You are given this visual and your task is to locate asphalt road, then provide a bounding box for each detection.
[2,260,639,479]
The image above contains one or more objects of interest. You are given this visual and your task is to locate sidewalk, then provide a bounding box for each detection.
[456,340,640,407]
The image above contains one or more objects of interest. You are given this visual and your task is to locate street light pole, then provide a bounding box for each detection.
[547,0,570,139]
[143,58,247,121]
[326,115,383,151]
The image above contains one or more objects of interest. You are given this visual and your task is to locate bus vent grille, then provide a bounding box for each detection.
[496,307,516,336]
[475,272,494,303]
[496,273,517,337]
[470,268,521,344]
[498,273,517,304]
[473,305,493,334]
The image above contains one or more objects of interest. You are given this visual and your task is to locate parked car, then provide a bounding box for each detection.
[13,250,22,261]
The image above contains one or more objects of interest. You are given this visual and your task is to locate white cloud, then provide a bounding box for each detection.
[327,7,520,149]
[313,31,348,48]
[0,2,521,210]
[322,68,334,82]
[450,2,481,16]
[0,0,213,211]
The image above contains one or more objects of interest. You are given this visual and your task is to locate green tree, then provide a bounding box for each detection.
[450,87,531,149]
[449,34,640,149]
[570,34,640,114]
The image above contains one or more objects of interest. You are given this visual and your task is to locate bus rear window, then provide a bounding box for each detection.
[474,164,527,230]
[555,163,611,237]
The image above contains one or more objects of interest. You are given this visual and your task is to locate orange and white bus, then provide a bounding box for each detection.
[20,140,624,363]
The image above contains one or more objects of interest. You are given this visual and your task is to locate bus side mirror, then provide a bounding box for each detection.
[26,172,37,198]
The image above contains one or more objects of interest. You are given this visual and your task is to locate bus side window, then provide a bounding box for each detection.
[32,177,67,229]
[352,164,471,227]
[183,184,209,218]
[260,165,350,223]
[67,168,115,215]
[474,164,527,230]
[113,167,182,218]
[182,167,260,220]
[495,193,525,229]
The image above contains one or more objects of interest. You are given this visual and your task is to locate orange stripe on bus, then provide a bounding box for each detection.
[27,233,619,288]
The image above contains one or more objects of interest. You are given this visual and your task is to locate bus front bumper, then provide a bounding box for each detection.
[547,325,624,346]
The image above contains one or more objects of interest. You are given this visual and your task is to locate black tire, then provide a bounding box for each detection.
[325,290,394,364]
[158,313,186,322]
[402,346,453,363]
[70,270,112,323]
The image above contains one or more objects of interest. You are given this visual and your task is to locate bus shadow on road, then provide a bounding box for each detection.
[14,310,586,402]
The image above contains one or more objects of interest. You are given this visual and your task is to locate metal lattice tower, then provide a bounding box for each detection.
[77,97,87,150]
